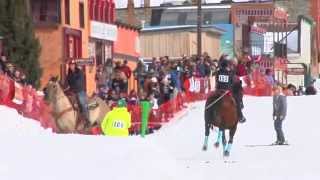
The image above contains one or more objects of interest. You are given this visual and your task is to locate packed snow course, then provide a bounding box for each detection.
[0,95,320,180]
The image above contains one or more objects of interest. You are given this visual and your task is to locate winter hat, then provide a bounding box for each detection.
[117,99,127,107]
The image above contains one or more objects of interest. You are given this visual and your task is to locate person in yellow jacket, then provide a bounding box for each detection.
[101,99,131,136]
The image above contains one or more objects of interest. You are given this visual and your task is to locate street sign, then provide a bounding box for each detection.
[73,58,94,66]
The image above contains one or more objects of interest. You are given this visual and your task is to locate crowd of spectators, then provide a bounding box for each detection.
[95,53,319,110]
[0,55,28,85]
[96,53,220,108]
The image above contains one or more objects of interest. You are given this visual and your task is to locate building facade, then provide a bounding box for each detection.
[88,0,116,67]
[140,26,223,59]
[113,22,140,92]
[31,0,116,95]
[310,0,320,74]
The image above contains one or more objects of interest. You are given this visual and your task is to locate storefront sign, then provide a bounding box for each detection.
[91,21,117,41]
[287,68,305,75]
[74,58,94,66]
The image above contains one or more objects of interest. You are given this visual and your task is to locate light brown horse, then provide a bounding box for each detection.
[203,90,238,157]
[44,78,110,133]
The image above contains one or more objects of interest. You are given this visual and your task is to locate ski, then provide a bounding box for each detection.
[245,143,289,147]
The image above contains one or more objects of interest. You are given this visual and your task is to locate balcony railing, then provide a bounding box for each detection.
[33,14,60,27]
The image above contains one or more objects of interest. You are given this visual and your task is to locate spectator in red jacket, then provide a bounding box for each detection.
[236,60,248,77]
[121,60,132,79]
[120,60,132,93]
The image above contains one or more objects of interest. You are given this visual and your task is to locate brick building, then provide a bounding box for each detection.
[31,0,116,95]
[88,0,117,67]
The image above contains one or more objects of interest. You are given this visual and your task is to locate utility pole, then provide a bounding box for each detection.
[197,0,202,57]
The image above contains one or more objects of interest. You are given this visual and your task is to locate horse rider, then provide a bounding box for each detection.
[215,59,246,123]
[66,60,90,127]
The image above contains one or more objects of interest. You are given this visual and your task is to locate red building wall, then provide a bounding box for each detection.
[113,26,140,58]
[113,25,140,92]
[311,0,320,55]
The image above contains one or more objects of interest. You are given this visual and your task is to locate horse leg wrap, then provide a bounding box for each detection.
[216,130,222,144]
[224,143,232,152]
[204,136,209,147]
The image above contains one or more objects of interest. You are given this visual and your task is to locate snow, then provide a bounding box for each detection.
[1,95,320,180]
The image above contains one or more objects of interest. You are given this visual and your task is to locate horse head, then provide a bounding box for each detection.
[44,76,64,103]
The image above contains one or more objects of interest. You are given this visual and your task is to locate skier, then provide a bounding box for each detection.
[272,86,287,145]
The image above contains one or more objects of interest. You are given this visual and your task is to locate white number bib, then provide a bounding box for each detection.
[113,121,124,129]
[218,75,229,83]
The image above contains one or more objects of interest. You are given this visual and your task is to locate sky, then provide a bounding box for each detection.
[115,0,252,8]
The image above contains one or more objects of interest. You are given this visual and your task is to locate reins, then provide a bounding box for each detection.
[205,90,230,111]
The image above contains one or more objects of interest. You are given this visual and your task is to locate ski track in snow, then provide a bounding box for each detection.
[1,95,320,180]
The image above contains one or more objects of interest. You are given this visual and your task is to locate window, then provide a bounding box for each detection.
[94,2,99,20]
[177,12,187,25]
[79,2,85,28]
[89,0,94,19]
[39,1,48,21]
[203,13,212,25]
[65,0,70,24]
[110,2,115,22]
[105,1,110,23]
[100,1,105,22]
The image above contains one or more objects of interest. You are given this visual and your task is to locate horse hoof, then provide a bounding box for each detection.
[214,142,220,148]
[223,151,230,157]
[239,117,246,123]
[202,145,208,151]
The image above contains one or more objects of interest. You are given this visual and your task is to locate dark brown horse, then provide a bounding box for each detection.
[203,90,238,157]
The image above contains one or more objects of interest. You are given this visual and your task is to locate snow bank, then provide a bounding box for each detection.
[0,105,52,136]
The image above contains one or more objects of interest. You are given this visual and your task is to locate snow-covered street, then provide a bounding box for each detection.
[1,95,320,180]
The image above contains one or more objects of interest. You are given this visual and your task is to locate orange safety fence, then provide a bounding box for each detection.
[1,70,273,135]
[0,74,57,132]
[127,77,213,134]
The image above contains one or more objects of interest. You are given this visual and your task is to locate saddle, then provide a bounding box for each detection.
[64,90,99,113]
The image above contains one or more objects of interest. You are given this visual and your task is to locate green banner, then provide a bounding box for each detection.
[140,101,152,137]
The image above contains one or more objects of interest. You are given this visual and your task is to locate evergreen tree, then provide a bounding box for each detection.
[0,0,42,88]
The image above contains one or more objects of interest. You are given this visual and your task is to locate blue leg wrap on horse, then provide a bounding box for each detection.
[204,136,209,147]
[216,131,222,144]
[225,143,232,152]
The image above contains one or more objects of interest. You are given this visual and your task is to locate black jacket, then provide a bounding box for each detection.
[111,79,126,93]
[67,68,85,93]
[216,68,234,90]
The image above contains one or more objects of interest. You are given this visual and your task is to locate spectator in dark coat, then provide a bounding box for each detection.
[134,59,146,90]
[159,76,174,105]
[272,86,288,145]
[305,85,317,95]
[197,57,207,77]
[0,56,7,73]
[111,70,126,94]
